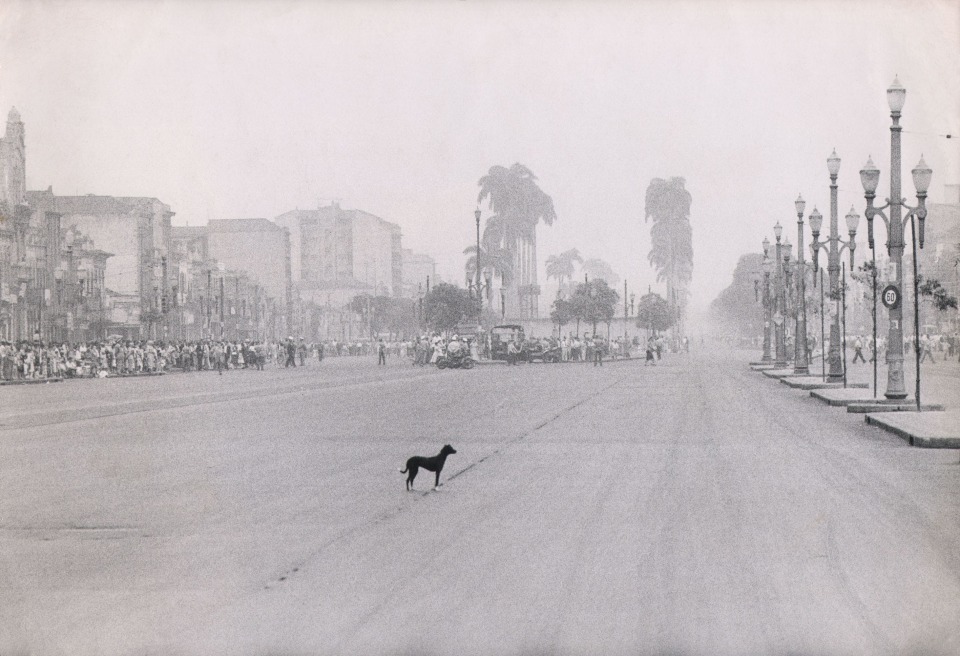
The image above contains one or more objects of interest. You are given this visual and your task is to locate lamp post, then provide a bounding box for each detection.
[474,208,483,324]
[773,223,788,368]
[761,238,773,363]
[783,236,795,361]
[793,194,810,374]
[810,150,860,383]
[860,76,932,402]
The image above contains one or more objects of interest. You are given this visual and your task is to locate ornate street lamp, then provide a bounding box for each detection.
[793,194,810,374]
[761,237,773,362]
[773,222,788,368]
[860,76,931,402]
[475,208,482,323]
[811,150,859,383]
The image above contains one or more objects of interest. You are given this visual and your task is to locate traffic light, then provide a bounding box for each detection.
[161,295,168,313]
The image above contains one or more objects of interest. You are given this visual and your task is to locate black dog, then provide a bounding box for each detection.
[400,444,457,491]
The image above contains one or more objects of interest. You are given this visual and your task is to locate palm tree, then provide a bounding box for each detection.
[477,163,557,318]
[644,177,693,335]
[545,248,583,297]
[463,243,514,288]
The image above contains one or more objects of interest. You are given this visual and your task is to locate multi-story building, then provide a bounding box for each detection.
[25,189,175,340]
[0,108,112,342]
[275,202,403,308]
[205,218,292,335]
[171,225,288,341]
[401,248,436,299]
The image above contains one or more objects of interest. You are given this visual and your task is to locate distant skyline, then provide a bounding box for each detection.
[1,0,958,317]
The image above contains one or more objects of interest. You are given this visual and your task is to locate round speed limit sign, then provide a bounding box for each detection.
[881,284,901,310]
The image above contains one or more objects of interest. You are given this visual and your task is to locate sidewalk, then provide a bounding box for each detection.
[751,351,959,449]
[864,411,960,448]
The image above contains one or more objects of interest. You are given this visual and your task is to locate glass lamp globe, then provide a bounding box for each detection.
[827,149,841,176]
[808,208,823,235]
[887,76,906,113]
[912,155,932,194]
[845,206,860,234]
[795,194,806,217]
[860,156,881,194]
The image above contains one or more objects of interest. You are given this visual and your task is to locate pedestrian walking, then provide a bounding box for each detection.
[377,338,387,365]
[593,337,603,367]
[852,337,866,364]
[507,339,520,366]
[284,338,297,368]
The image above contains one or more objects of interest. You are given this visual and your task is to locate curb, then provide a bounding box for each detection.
[0,377,64,386]
[864,413,960,448]
[848,403,945,413]
[779,378,868,390]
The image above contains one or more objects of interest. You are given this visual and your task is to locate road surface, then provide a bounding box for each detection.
[0,350,958,655]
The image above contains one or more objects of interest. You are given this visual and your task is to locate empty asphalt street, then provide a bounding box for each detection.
[1,349,958,656]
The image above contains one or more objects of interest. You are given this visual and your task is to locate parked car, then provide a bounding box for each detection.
[526,342,561,363]
[490,325,525,361]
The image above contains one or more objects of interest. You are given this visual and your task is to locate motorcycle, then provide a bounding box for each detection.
[436,351,475,370]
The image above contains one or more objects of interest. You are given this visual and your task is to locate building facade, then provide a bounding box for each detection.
[206,218,293,334]
[0,108,112,343]
[401,248,436,299]
[171,224,289,341]
[275,203,403,308]
[25,190,175,339]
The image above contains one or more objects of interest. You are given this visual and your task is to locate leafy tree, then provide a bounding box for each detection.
[707,253,764,339]
[423,283,479,334]
[644,177,693,334]
[569,279,619,335]
[381,297,417,338]
[550,297,575,333]
[636,292,675,336]
[918,275,959,312]
[348,294,418,338]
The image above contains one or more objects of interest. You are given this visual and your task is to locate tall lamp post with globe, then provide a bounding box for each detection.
[859,76,932,403]
[810,150,860,383]
[761,238,773,363]
[793,195,810,375]
[772,222,788,368]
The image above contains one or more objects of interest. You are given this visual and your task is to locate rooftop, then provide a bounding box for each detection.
[26,191,170,217]
[275,205,401,233]
[208,218,284,233]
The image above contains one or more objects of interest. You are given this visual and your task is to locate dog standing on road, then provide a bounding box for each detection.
[400,444,457,490]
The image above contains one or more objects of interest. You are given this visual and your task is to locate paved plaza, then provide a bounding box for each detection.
[1,349,958,655]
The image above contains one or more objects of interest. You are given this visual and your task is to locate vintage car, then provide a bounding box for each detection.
[489,324,525,361]
[525,340,562,363]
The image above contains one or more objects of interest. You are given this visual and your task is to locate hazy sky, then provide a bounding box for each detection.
[1,0,958,315]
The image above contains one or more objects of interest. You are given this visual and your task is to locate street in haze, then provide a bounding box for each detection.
[1,3,958,655]
[1,350,958,655]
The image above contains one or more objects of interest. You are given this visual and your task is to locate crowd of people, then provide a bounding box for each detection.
[0,329,698,383]
[738,331,960,365]
[847,332,960,364]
